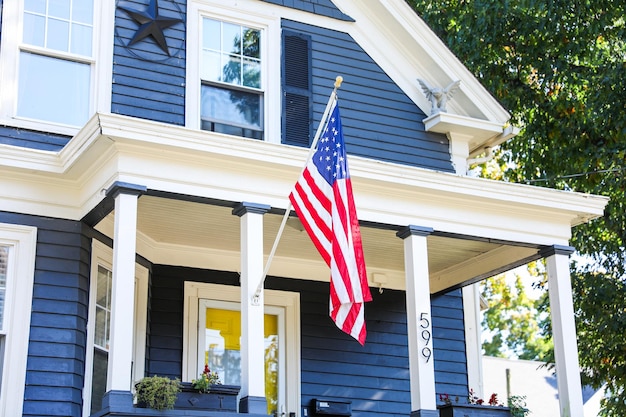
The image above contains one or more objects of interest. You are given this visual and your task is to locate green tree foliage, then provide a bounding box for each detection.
[481,264,552,361]
[407,1,626,415]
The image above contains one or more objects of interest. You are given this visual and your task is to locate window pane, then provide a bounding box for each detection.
[0,246,7,331]
[96,266,110,307]
[24,0,46,14]
[47,18,70,52]
[94,265,112,349]
[90,348,108,414]
[243,58,260,89]
[23,13,46,47]
[200,50,221,82]
[94,306,109,348]
[242,28,260,59]
[72,0,93,24]
[49,0,71,19]
[202,18,220,51]
[17,52,91,126]
[222,55,241,85]
[71,23,92,56]
[222,22,241,55]
[201,84,262,130]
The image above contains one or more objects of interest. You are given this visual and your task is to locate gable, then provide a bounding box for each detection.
[282,19,454,172]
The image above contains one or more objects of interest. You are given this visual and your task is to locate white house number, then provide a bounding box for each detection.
[420,312,432,362]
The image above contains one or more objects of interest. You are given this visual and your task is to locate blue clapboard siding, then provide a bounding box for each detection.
[146,266,240,378]
[0,212,90,417]
[261,0,354,21]
[112,0,186,126]
[0,125,71,151]
[147,266,467,415]
[282,19,455,173]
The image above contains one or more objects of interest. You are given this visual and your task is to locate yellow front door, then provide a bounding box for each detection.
[203,307,279,415]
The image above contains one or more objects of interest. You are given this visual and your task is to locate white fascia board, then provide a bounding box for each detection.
[0,114,608,239]
[332,0,511,124]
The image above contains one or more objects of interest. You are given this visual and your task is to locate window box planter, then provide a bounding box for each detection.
[438,403,512,417]
[173,383,240,411]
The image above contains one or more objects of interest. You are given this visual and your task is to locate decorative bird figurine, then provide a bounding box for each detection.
[417,79,461,115]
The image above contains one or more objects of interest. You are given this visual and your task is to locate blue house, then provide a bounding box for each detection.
[0,1,607,416]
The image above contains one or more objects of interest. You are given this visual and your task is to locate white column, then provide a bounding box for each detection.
[233,202,270,414]
[106,183,145,392]
[543,245,584,417]
[397,226,438,417]
[462,284,484,398]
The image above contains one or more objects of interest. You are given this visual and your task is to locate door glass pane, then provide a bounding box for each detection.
[203,307,278,415]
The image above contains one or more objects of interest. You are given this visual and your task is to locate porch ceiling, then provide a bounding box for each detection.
[97,195,540,294]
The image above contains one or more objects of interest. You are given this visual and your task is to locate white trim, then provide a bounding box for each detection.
[0,223,37,417]
[83,240,148,416]
[462,284,484,398]
[185,1,281,143]
[0,0,113,136]
[183,282,301,416]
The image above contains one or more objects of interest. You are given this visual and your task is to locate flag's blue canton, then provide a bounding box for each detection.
[313,105,348,185]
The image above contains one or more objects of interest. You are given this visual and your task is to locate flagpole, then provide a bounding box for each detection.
[252,76,343,305]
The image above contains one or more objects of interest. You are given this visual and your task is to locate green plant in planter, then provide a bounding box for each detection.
[135,375,182,410]
[191,364,221,393]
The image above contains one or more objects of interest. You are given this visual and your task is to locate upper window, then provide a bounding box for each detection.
[0,0,113,135]
[200,18,263,139]
[186,1,280,143]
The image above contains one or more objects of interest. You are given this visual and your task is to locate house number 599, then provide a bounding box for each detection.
[419,312,432,363]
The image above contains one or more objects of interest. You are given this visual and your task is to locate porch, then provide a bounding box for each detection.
[77,114,606,417]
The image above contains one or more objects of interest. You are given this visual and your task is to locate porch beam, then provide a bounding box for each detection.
[233,202,271,414]
[542,245,584,417]
[106,182,146,393]
[397,225,438,417]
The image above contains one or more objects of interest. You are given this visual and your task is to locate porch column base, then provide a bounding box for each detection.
[239,395,268,414]
[410,409,439,417]
[101,390,134,411]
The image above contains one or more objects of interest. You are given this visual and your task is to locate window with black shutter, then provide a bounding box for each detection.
[282,31,312,147]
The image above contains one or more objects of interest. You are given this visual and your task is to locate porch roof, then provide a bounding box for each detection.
[0,113,608,293]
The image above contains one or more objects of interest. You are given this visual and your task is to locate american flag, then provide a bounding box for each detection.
[289,100,372,345]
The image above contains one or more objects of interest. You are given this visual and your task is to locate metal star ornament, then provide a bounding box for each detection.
[118,0,182,56]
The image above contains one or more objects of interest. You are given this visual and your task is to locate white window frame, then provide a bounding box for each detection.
[183,282,300,416]
[82,240,148,417]
[0,0,114,136]
[185,0,281,143]
[0,223,37,417]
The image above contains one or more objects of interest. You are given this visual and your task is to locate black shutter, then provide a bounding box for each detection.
[282,31,312,146]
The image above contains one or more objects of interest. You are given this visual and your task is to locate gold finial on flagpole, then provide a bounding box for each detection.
[334,76,343,89]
